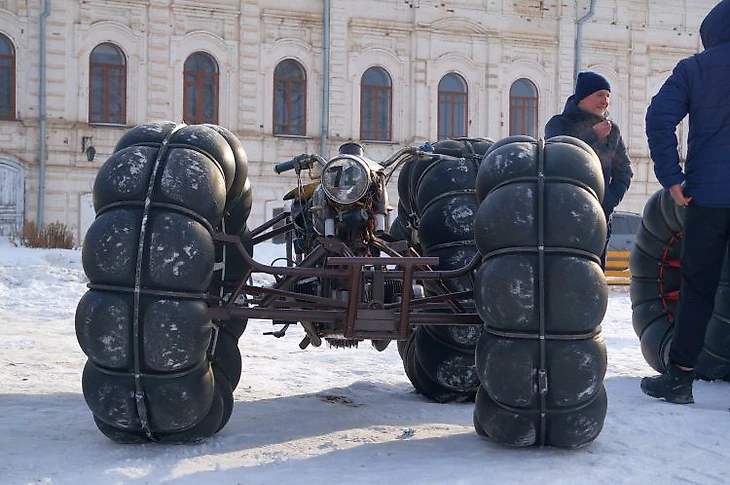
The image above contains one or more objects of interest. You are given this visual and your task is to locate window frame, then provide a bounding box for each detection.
[273,59,307,136]
[360,66,392,141]
[509,78,539,137]
[437,73,468,140]
[0,34,16,121]
[88,42,127,125]
[183,51,220,125]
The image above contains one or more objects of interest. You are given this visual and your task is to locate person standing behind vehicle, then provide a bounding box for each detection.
[545,71,634,269]
[641,0,730,405]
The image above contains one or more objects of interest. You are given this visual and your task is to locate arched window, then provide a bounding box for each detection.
[183,52,219,124]
[89,43,126,124]
[438,73,468,139]
[0,34,15,120]
[273,59,306,135]
[509,78,538,137]
[360,67,392,141]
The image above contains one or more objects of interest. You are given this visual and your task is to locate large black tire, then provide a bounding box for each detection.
[697,266,730,380]
[471,136,608,448]
[630,188,730,380]
[473,383,608,448]
[205,124,253,356]
[628,189,683,373]
[401,330,476,402]
[388,214,411,245]
[76,121,250,443]
[397,138,491,403]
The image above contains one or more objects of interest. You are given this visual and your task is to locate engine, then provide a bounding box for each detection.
[290,142,390,257]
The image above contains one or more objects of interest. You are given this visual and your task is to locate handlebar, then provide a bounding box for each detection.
[274,153,327,173]
[273,154,324,174]
[276,147,433,175]
[273,158,296,174]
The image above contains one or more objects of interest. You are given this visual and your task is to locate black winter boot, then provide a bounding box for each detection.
[640,364,694,404]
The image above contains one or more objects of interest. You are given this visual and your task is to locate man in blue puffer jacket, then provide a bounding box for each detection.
[545,71,634,269]
[641,0,730,405]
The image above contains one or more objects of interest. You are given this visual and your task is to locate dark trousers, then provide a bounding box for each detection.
[670,204,730,368]
[599,215,613,270]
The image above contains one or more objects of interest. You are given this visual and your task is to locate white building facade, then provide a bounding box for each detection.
[0,0,712,243]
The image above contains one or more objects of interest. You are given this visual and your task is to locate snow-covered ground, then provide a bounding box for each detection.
[1,237,729,485]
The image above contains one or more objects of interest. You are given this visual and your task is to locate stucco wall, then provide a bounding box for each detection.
[0,0,713,243]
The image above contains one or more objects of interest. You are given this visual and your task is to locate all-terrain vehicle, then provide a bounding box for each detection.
[76,122,609,448]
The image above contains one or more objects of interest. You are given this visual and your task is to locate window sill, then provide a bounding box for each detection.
[274,134,311,140]
[360,139,395,144]
[88,122,129,128]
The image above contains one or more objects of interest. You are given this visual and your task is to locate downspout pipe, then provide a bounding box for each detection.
[574,0,596,86]
[38,0,50,227]
[320,0,330,157]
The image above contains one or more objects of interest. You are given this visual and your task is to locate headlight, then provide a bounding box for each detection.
[321,155,371,205]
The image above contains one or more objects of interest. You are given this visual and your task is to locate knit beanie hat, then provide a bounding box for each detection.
[574,71,611,102]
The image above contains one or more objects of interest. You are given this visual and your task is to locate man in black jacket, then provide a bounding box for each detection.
[641,0,730,405]
[545,71,634,268]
